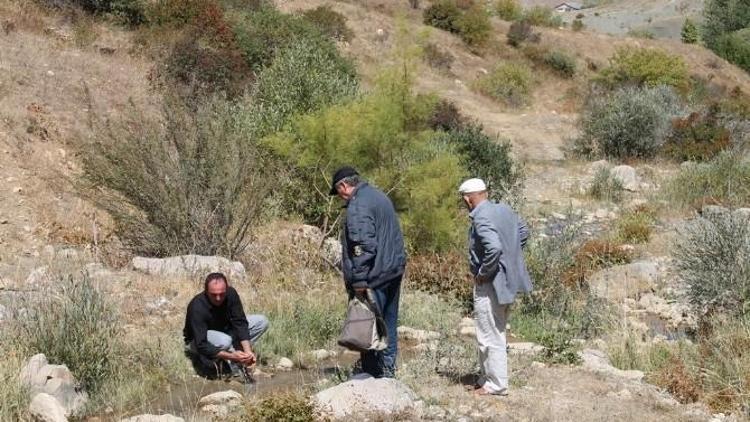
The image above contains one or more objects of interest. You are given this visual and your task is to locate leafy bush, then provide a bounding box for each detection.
[567,238,633,283]
[615,206,655,243]
[521,6,562,27]
[507,20,539,47]
[17,274,120,393]
[63,0,146,25]
[473,62,533,107]
[702,0,750,65]
[598,47,690,90]
[572,18,584,31]
[264,68,466,252]
[434,122,523,201]
[587,167,624,202]
[714,28,750,73]
[495,0,521,21]
[422,42,455,71]
[543,49,576,78]
[662,106,732,162]
[246,393,318,422]
[573,85,682,159]
[664,150,750,209]
[455,4,492,47]
[428,99,465,131]
[423,0,461,33]
[627,28,655,39]
[407,252,473,310]
[251,36,359,135]
[681,18,699,44]
[79,98,272,258]
[674,210,750,315]
[302,5,353,42]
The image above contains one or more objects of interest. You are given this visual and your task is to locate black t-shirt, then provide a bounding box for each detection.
[183,286,250,358]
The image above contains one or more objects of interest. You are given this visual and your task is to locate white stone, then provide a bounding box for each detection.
[579,349,644,381]
[314,374,418,418]
[508,342,544,355]
[19,354,88,416]
[198,390,243,418]
[588,261,658,301]
[397,326,440,342]
[611,165,640,191]
[29,393,67,422]
[277,357,294,370]
[309,349,333,361]
[119,415,185,422]
[131,255,246,281]
[732,208,750,220]
[26,266,50,285]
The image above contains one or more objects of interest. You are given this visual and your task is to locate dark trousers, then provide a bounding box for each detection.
[361,275,402,378]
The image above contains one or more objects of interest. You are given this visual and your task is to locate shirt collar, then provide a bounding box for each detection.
[469,199,490,218]
[344,182,368,206]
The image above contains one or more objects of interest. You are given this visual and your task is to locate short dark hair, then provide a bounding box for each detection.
[204,272,228,291]
[340,174,362,187]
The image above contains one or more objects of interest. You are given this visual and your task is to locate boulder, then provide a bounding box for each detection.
[611,165,640,192]
[29,393,67,422]
[19,354,88,417]
[397,326,440,342]
[120,415,185,422]
[131,255,246,281]
[588,261,658,301]
[307,349,336,362]
[322,237,342,268]
[314,374,419,419]
[276,357,294,370]
[579,349,644,381]
[198,390,243,419]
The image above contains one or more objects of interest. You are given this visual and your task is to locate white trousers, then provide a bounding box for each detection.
[474,282,510,394]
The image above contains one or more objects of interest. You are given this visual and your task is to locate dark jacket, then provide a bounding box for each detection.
[468,200,532,305]
[183,286,250,358]
[342,183,406,290]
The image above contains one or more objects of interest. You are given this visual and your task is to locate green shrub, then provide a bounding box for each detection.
[587,167,624,202]
[674,210,750,315]
[702,0,750,52]
[627,28,655,39]
[507,20,539,47]
[681,18,699,44]
[495,0,521,21]
[302,5,353,42]
[232,6,324,71]
[422,42,455,71]
[434,122,523,201]
[455,4,492,47]
[521,6,562,27]
[615,207,655,243]
[543,49,576,78]
[145,0,207,27]
[251,36,359,135]
[572,18,584,31]
[598,47,690,90]
[473,62,533,107]
[573,85,682,159]
[714,28,750,73]
[662,106,732,162]
[423,0,461,33]
[62,0,146,25]
[664,150,750,209]
[17,274,120,393]
[428,99,465,131]
[407,253,473,311]
[246,392,318,422]
[79,97,272,258]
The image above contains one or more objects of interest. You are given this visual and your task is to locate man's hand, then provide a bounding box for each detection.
[233,350,256,367]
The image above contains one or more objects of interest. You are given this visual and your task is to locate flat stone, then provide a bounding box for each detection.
[314,374,418,419]
[131,255,246,281]
[588,261,658,301]
[611,165,640,191]
[579,349,644,381]
[277,357,294,370]
[29,393,67,422]
[397,326,440,342]
[508,342,544,355]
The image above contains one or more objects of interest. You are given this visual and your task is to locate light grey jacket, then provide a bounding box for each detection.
[468,200,532,305]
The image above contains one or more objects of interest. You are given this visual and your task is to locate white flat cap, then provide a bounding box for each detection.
[458,178,487,194]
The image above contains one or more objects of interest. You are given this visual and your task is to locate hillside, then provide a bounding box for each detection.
[1,0,750,420]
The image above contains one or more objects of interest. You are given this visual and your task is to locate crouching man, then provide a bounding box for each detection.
[183,272,269,378]
[459,178,532,396]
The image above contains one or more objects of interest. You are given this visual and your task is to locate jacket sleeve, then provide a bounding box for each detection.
[518,216,530,249]
[228,289,250,343]
[474,211,502,283]
[346,202,377,288]
[187,303,221,358]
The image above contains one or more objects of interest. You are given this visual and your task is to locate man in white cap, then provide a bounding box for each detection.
[459,178,532,396]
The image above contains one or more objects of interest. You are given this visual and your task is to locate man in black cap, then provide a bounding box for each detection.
[331,166,406,378]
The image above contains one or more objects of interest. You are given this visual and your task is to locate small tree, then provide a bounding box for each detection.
[495,0,521,21]
[681,18,699,44]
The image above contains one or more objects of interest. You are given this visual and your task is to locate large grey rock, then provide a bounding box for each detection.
[579,349,644,381]
[20,354,88,417]
[29,393,68,422]
[611,165,640,191]
[732,208,750,220]
[120,415,185,422]
[314,374,419,419]
[131,255,246,281]
[198,390,243,418]
[322,237,342,268]
[588,261,658,301]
